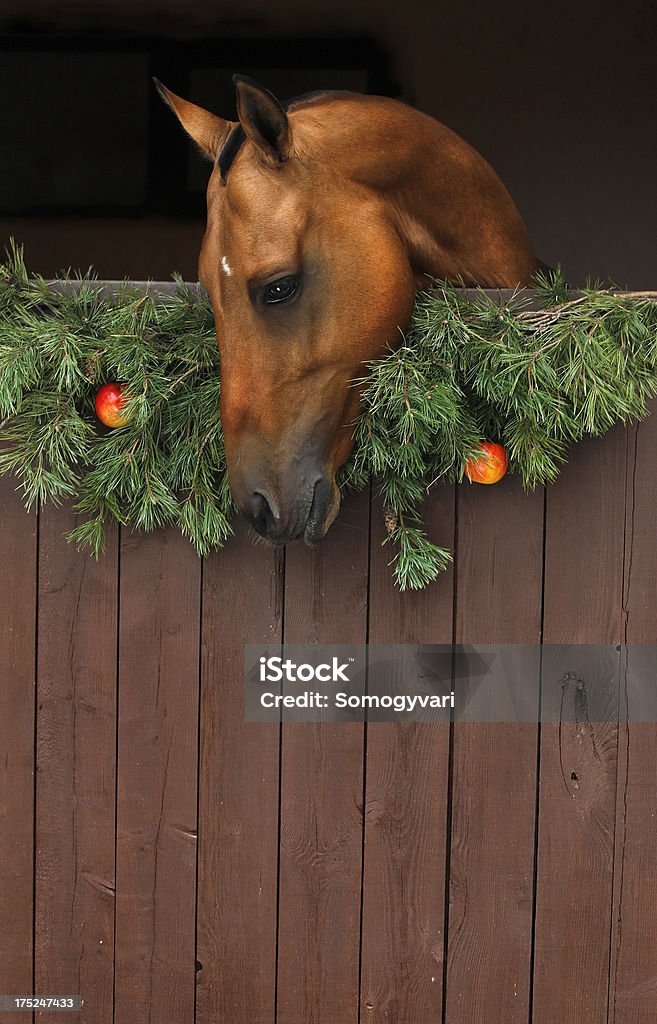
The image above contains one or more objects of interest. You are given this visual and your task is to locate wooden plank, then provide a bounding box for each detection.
[532,426,627,1024]
[195,519,282,1024]
[608,408,657,1023]
[0,477,37,1021]
[34,504,118,1024]
[47,282,574,305]
[444,474,543,1023]
[113,528,201,1024]
[276,487,370,1024]
[359,486,455,1023]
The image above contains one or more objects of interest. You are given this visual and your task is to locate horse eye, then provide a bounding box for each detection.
[263,276,299,305]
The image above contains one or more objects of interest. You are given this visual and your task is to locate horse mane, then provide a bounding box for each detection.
[218,89,359,181]
[218,124,247,180]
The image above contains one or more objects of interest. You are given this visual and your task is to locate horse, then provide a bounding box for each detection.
[155,75,541,545]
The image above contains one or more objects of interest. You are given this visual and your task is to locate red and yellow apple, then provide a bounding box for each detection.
[465,441,508,484]
[95,382,131,428]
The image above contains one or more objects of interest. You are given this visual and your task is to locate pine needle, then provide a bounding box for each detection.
[2,241,657,588]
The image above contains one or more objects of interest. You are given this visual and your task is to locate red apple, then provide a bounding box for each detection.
[465,441,508,484]
[95,382,131,428]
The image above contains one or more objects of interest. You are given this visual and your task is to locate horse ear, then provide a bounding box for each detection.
[233,75,292,164]
[153,79,231,162]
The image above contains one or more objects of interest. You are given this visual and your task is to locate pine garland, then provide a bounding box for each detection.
[2,241,657,589]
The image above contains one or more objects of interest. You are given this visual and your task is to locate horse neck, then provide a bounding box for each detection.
[298,96,537,288]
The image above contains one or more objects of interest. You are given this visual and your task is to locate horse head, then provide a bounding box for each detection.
[156,75,538,544]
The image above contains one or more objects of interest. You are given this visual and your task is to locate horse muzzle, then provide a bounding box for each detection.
[238,469,339,546]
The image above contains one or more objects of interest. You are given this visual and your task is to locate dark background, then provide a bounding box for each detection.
[1,0,655,287]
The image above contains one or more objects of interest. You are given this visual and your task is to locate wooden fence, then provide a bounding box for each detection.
[1,376,656,1023]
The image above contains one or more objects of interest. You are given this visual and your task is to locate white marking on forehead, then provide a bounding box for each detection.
[221,255,234,277]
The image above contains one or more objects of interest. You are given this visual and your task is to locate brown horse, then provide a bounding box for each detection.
[156,75,539,544]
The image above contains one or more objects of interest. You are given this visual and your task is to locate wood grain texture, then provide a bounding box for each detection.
[608,408,657,1024]
[195,520,282,1024]
[34,504,118,1024]
[532,427,627,1024]
[4,408,657,1024]
[277,488,370,1024]
[0,477,36,1022]
[444,474,543,1023]
[114,528,200,1024]
[360,487,454,1024]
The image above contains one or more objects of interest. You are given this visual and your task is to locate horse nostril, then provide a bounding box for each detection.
[248,490,278,537]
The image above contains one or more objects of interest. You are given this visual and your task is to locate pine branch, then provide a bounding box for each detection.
[2,242,657,589]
